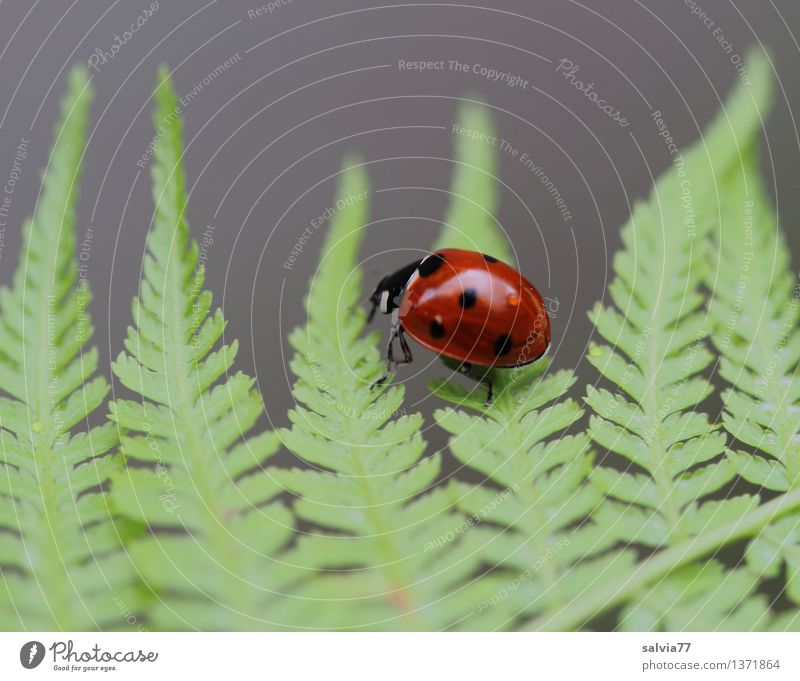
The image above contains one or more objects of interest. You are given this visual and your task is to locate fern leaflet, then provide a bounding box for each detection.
[431,362,608,629]
[584,54,774,551]
[110,68,296,630]
[707,116,800,617]
[277,159,489,630]
[527,51,800,632]
[0,68,128,630]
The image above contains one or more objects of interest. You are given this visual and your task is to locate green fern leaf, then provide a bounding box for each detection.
[433,102,513,263]
[709,152,799,490]
[430,362,609,628]
[584,52,774,550]
[428,105,607,627]
[109,68,296,630]
[524,483,800,631]
[523,51,800,632]
[706,105,800,611]
[618,561,775,631]
[0,68,130,630]
[278,159,489,630]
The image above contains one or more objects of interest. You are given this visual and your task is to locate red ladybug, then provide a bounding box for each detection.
[367,248,550,401]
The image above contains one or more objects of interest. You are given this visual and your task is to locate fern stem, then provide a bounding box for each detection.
[348,444,426,627]
[645,336,686,543]
[503,402,563,609]
[525,487,800,631]
[333,368,432,628]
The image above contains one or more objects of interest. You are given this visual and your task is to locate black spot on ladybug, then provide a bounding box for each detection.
[429,320,446,339]
[494,333,513,356]
[419,253,445,277]
[459,288,478,309]
[483,253,498,264]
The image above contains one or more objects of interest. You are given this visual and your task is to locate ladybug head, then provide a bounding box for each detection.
[366,257,423,322]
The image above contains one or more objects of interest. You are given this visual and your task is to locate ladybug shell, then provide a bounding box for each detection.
[398,249,550,367]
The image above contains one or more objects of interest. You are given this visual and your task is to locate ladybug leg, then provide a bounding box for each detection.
[398,326,413,364]
[366,298,378,323]
[457,362,494,405]
[372,316,412,389]
[372,342,396,388]
[484,378,493,405]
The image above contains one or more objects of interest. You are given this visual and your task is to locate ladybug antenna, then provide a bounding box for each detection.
[364,287,382,323]
[365,297,378,323]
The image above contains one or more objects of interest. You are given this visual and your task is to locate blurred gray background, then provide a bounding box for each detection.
[1,0,799,464]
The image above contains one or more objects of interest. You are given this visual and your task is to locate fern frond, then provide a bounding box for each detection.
[706,108,800,612]
[520,51,800,632]
[0,68,128,630]
[424,98,611,627]
[619,561,775,631]
[109,68,296,630]
[429,362,609,628]
[433,102,513,263]
[709,150,799,490]
[584,53,774,550]
[277,159,488,630]
[524,484,800,630]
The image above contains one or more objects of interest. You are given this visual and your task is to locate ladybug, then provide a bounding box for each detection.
[367,248,550,401]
